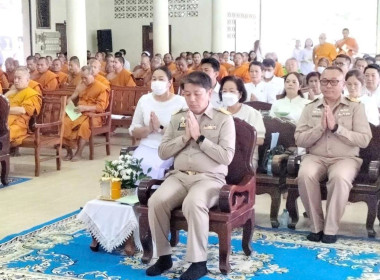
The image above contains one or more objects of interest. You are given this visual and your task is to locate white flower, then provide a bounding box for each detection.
[122,175,130,180]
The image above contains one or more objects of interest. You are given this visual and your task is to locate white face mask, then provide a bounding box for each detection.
[151,81,167,95]
[222,92,239,107]
[264,71,274,79]
[317,66,326,74]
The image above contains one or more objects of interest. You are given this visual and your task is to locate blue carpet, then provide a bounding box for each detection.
[0,176,31,189]
[0,210,379,280]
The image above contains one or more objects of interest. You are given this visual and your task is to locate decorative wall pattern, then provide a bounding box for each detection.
[227,12,256,39]
[114,0,199,19]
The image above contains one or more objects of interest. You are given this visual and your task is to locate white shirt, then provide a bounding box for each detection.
[210,82,222,108]
[233,104,266,168]
[363,85,380,108]
[269,95,309,122]
[300,48,314,75]
[264,76,284,98]
[129,93,187,148]
[302,91,323,101]
[292,48,302,63]
[244,81,276,104]
[123,56,131,70]
[359,95,379,126]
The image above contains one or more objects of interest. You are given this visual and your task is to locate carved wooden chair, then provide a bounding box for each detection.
[136,118,257,275]
[19,92,67,176]
[0,95,10,185]
[286,123,380,237]
[245,101,272,112]
[88,90,114,160]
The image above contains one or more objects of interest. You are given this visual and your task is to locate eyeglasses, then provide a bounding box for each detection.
[320,79,342,86]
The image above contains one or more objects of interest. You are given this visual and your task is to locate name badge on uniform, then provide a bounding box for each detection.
[312,108,322,118]
[203,124,217,130]
[178,117,186,130]
[338,108,351,116]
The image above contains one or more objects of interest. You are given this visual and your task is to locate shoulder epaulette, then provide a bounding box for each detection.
[217,107,232,115]
[306,98,320,105]
[172,107,188,115]
[346,96,360,103]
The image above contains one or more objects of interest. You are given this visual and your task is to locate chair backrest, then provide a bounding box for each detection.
[257,116,296,172]
[37,92,67,135]
[42,89,74,96]
[0,95,9,138]
[358,123,380,174]
[103,89,114,126]
[245,101,272,111]
[111,86,137,116]
[225,118,257,185]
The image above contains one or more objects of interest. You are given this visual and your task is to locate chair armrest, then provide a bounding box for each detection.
[368,160,380,182]
[272,154,290,176]
[138,178,164,206]
[219,174,255,213]
[287,155,302,176]
[35,121,62,129]
[120,146,138,155]
[87,111,112,118]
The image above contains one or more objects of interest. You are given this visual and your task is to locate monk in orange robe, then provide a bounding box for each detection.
[172,57,193,83]
[335,28,359,57]
[108,56,136,87]
[163,53,177,74]
[28,80,42,94]
[191,52,202,71]
[51,59,68,88]
[95,52,106,72]
[67,56,82,87]
[313,33,337,65]
[228,53,251,83]
[35,57,59,91]
[5,67,41,147]
[133,56,152,86]
[274,61,285,77]
[63,66,109,161]
[0,69,10,90]
[26,56,39,80]
[88,59,111,89]
[5,58,16,85]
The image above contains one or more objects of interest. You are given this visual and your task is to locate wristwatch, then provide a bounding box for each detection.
[196,135,205,144]
[331,124,339,133]
[157,125,164,133]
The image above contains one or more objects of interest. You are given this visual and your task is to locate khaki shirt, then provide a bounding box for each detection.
[158,104,235,177]
[295,96,372,158]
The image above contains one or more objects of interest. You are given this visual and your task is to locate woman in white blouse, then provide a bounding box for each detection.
[129,66,187,179]
[219,76,266,171]
[300,38,314,75]
[303,72,322,100]
[345,69,379,126]
[270,72,309,122]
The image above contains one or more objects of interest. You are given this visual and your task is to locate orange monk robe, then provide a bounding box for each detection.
[99,71,107,77]
[217,64,228,82]
[335,37,359,57]
[95,74,111,90]
[28,80,42,94]
[35,70,59,90]
[54,71,68,87]
[172,69,193,83]
[0,69,10,89]
[228,65,251,83]
[29,70,39,81]
[109,69,136,87]
[8,87,42,146]
[221,62,234,71]
[191,64,202,71]
[63,80,109,148]
[274,62,285,77]
[166,62,177,74]
[313,43,337,65]
[0,83,2,94]
[67,73,82,87]
[133,68,152,86]
[61,63,69,74]
[101,61,106,72]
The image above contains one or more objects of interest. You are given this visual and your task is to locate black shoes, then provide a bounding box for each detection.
[89,243,99,252]
[307,231,323,242]
[146,254,173,276]
[180,261,207,280]
[307,231,337,243]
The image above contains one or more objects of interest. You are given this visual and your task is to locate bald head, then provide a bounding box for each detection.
[150,56,162,71]
[319,33,327,44]
[81,65,95,86]
[52,59,62,72]
[89,59,101,75]
[14,66,30,90]
[26,56,37,72]
[141,56,151,71]
[37,57,49,74]
[5,58,15,72]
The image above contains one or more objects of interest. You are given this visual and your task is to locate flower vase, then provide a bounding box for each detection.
[100,177,111,199]
[111,179,121,199]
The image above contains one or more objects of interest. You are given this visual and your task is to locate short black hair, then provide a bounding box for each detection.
[119,49,126,55]
[200,57,220,72]
[278,72,304,99]
[262,58,276,68]
[180,71,212,91]
[249,61,263,70]
[335,54,351,64]
[305,71,321,84]
[114,52,122,57]
[153,66,172,81]
[365,56,376,64]
[114,56,125,65]
[364,64,380,75]
[219,75,247,103]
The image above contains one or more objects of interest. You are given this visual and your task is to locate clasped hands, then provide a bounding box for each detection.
[149,111,161,133]
[185,111,201,141]
[322,105,336,130]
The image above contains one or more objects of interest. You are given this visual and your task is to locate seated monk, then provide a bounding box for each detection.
[228,52,251,83]
[35,57,59,91]
[88,59,111,89]
[163,53,177,74]
[95,51,106,73]
[211,53,228,81]
[63,66,109,161]
[133,56,152,86]
[105,58,115,80]
[172,56,193,83]
[108,56,136,87]
[191,52,202,71]
[4,67,42,147]
[51,59,68,88]
[46,55,53,70]
[67,56,82,87]
[0,68,10,90]
[26,56,39,80]
[5,58,16,85]
[58,53,69,73]
[28,80,42,94]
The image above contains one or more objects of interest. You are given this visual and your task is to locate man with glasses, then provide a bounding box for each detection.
[146,71,235,280]
[295,66,372,244]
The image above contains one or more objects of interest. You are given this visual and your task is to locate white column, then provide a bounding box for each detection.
[153,0,169,55]
[377,0,380,54]
[66,0,87,68]
[212,0,227,53]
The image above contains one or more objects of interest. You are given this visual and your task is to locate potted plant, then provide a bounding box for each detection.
[102,153,151,197]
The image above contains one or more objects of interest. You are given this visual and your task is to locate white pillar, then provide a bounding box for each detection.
[212,0,227,53]
[66,0,87,68]
[153,0,169,55]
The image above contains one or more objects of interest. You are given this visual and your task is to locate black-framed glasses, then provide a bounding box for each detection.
[320,79,342,86]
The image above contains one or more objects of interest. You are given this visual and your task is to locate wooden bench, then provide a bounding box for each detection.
[285,123,380,237]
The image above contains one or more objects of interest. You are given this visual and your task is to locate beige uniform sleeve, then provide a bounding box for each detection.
[295,106,325,148]
[199,115,235,165]
[335,103,372,148]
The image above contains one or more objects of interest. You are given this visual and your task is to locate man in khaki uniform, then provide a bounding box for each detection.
[146,71,235,280]
[295,66,372,244]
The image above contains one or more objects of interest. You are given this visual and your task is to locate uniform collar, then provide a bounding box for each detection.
[316,95,349,108]
[202,103,214,119]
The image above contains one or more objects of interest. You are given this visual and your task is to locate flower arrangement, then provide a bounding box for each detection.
[102,153,151,189]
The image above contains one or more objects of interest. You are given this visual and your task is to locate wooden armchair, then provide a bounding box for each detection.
[19,92,67,176]
[88,90,114,160]
[136,118,257,274]
[245,101,272,111]
[254,115,296,228]
[286,123,380,237]
[0,95,10,185]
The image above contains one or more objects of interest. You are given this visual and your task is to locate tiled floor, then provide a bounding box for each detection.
[0,129,379,240]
